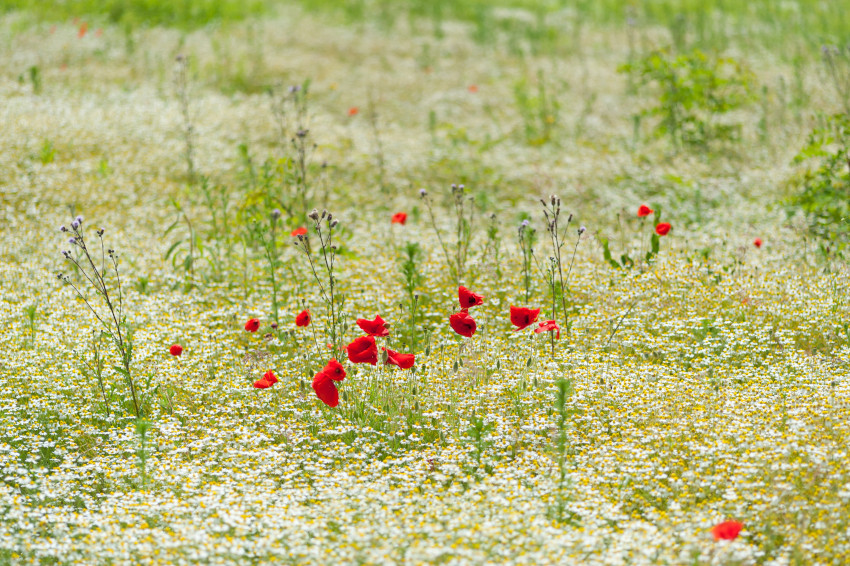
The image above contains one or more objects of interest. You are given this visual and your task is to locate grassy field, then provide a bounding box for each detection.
[1,0,849,564]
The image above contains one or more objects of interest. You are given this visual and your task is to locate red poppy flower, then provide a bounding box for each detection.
[295,309,311,327]
[347,336,378,365]
[468,85,478,93]
[534,320,560,340]
[253,378,272,389]
[322,358,346,381]
[291,227,307,237]
[263,370,279,385]
[510,306,540,331]
[356,315,389,337]
[383,347,415,369]
[391,212,407,225]
[449,310,477,337]
[655,222,671,236]
[245,318,260,332]
[169,344,183,357]
[710,520,743,541]
[754,238,762,248]
[458,286,484,308]
[78,22,88,38]
[348,107,359,116]
[637,204,653,217]
[312,371,339,407]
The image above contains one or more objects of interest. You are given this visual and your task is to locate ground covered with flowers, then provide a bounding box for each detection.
[1,2,850,564]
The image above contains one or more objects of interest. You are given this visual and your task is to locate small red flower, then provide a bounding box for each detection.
[754,238,762,248]
[655,222,671,236]
[710,520,743,541]
[295,309,311,327]
[534,320,560,340]
[510,306,540,331]
[322,358,346,381]
[458,286,484,308]
[468,85,478,93]
[253,378,272,389]
[291,227,307,236]
[245,318,260,332]
[78,22,88,38]
[348,107,359,116]
[383,347,415,369]
[263,370,279,385]
[637,204,653,217]
[449,310,477,337]
[391,212,407,225]
[347,336,378,365]
[312,371,339,407]
[356,315,389,337]
[169,344,183,357]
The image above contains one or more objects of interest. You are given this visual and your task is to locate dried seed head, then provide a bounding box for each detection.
[330,219,339,228]
[321,209,328,219]
[308,209,320,221]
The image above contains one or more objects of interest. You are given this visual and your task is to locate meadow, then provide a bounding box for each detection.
[1,0,849,564]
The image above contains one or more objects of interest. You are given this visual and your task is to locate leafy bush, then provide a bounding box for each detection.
[621,47,755,149]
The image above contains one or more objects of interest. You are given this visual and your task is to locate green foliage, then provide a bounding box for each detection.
[788,113,850,246]
[622,48,755,149]
[39,139,55,165]
[398,242,424,350]
[600,207,665,270]
[0,0,266,29]
[513,69,561,145]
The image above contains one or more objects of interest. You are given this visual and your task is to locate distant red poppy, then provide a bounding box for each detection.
[754,238,762,248]
[391,212,407,225]
[710,520,743,541]
[263,370,279,385]
[322,358,346,381]
[468,85,478,93]
[78,22,88,38]
[655,222,671,236]
[637,204,653,217]
[348,107,359,116]
[458,286,484,308]
[295,309,311,327]
[535,320,560,339]
[245,318,260,332]
[347,336,378,365]
[169,344,183,356]
[291,227,307,236]
[449,310,477,337]
[383,347,415,369]
[510,306,540,331]
[312,371,339,407]
[356,315,389,337]
[253,378,272,389]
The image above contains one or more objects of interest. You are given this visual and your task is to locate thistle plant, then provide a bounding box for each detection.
[420,184,475,285]
[541,195,581,339]
[294,208,347,353]
[268,82,316,221]
[517,219,536,303]
[57,217,140,417]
